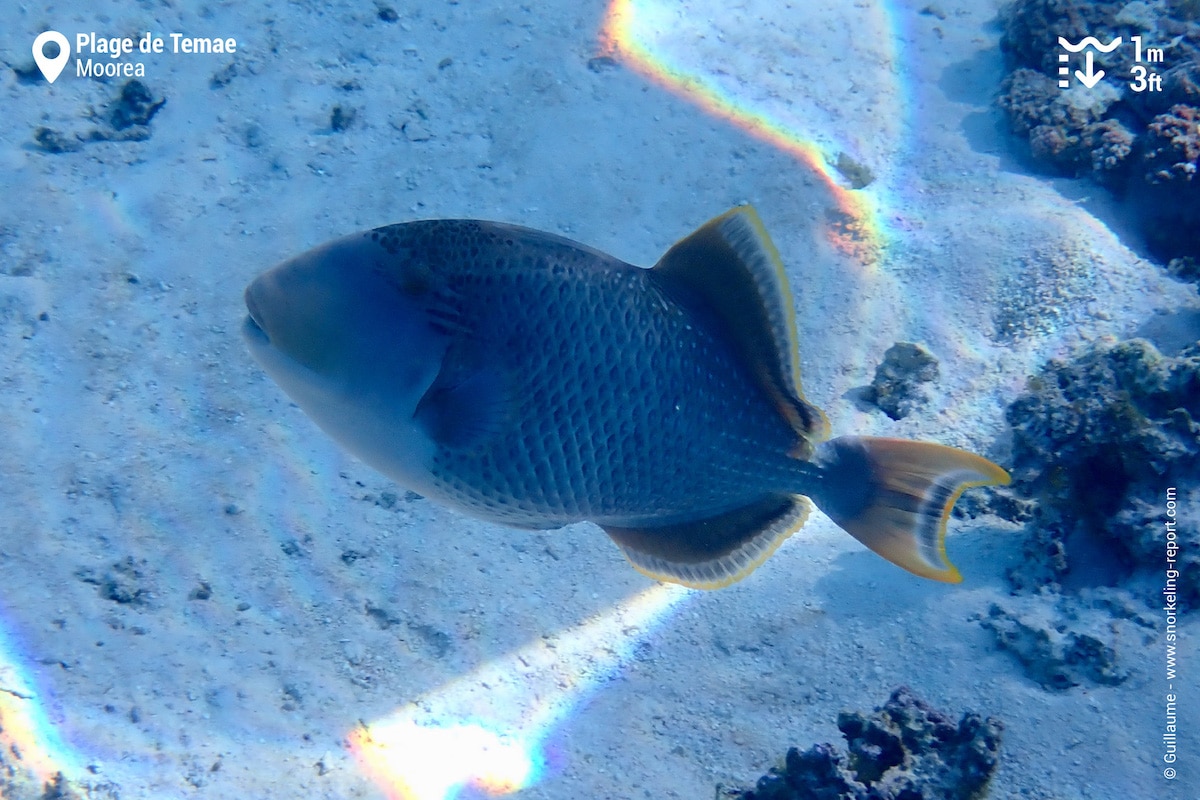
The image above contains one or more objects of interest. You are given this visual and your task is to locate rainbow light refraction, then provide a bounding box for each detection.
[599,0,903,264]
[349,583,689,799]
[0,619,83,788]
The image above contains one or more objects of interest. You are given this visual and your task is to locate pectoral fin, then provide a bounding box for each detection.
[414,344,513,449]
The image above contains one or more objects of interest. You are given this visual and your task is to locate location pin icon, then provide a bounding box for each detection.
[33,31,70,84]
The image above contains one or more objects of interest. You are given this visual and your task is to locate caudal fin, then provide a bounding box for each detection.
[811,436,1010,583]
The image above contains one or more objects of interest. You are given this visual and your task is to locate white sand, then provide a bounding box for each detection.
[2,0,1196,798]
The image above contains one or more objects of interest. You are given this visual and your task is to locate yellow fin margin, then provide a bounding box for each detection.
[603,496,811,590]
[715,207,830,443]
[816,436,1010,583]
[654,206,830,451]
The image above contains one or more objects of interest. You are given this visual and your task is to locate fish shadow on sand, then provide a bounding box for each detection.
[806,515,1023,618]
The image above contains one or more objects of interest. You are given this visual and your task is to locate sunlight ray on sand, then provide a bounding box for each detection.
[349,583,689,799]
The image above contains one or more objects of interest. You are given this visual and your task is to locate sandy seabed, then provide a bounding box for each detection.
[1,1,1197,798]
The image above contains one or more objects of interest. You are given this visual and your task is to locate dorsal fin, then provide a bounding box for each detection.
[652,206,829,455]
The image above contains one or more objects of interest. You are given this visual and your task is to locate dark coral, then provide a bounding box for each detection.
[997,0,1200,260]
[1087,118,1137,183]
[1000,0,1137,76]
[997,68,1138,181]
[868,342,940,420]
[997,69,1104,138]
[1130,61,1200,119]
[1003,338,1200,606]
[1133,104,1200,255]
[732,687,1002,800]
[1140,103,1200,184]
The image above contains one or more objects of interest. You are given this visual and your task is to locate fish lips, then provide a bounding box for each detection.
[241,270,328,371]
[242,298,268,342]
[241,312,269,346]
[243,281,266,334]
[241,281,273,358]
[241,275,307,378]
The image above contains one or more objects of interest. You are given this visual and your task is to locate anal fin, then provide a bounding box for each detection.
[602,495,811,590]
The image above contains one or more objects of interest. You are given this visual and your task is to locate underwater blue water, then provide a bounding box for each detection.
[1,1,1196,799]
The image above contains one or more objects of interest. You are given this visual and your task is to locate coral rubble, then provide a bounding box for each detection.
[868,342,940,420]
[730,687,1002,800]
[33,79,166,152]
[979,598,1143,690]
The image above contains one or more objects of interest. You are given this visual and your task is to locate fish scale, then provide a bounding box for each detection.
[413,227,804,528]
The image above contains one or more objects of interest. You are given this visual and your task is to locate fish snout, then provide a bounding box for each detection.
[241,253,345,374]
[242,235,451,394]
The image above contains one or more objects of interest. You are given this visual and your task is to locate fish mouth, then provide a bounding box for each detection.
[242,313,268,346]
[242,283,270,345]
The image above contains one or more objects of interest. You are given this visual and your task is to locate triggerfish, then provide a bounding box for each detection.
[243,206,1009,589]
